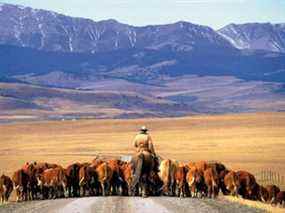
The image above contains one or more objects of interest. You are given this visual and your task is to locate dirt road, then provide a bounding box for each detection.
[0,197,265,213]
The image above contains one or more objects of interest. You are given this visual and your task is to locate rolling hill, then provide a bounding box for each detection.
[0,3,285,121]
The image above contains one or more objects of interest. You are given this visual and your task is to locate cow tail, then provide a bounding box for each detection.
[103,163,108,182]
[79,177,85,186]
[166,160,171,187]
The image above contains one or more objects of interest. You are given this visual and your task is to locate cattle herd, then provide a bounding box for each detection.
[0,157,284,208]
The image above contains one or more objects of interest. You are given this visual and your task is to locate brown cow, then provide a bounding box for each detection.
[236,171,259,200]
[79,165,98,196]
[186,167,206,198]
[0,174,13,203]
[37,167,68,199]
[120,162,134,196]
[266,185,280,204]
[95,162,113,196]
[208,162,228,194]
[204,167,219,198]
[65,163,81,197]
[149,171,163,196]
[107,159,124,195]
[174,164,188,197]
[23,162,60,200]
[12,169,30,202]
[159,159,177,196]
[275,191,285,207]
[224,171,240,196]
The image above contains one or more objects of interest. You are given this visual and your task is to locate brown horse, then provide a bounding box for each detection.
[130,151,155,198]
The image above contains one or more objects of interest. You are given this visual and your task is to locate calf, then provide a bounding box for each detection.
[204,167,219,198]
[0,175,13,203]
[38,167,68,199]
[224,171,240,196]
[159,159,177,196]
[174,164,188,197]
[12,169,30,202]
[266,185,280,204]
[96,162,113,196]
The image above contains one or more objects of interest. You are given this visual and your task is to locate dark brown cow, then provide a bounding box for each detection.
[79,165,98,196]
[236,171,259,200]
[258,185,270,203]
[204,167,219,198]
[95,162,113,196]
[12,169,30,202]
[120,162,134,196]
[208,162,228,194]
[149,171,163,196]
[275,191,285,207]
[107,159,124,195]
[38,167,68,199]
[65,163,81,197]
[174,164,188,197]
[23,162,60,200]
[266,184,280,204]
[224,171,240,196]
[0,174,13,203]
[186,167,206,198]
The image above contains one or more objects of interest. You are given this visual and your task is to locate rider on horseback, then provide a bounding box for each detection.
[133,126,159,172]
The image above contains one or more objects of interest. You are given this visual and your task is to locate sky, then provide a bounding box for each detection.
[1,0,285,29]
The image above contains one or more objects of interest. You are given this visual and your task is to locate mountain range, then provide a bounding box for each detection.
[0,3,285,122]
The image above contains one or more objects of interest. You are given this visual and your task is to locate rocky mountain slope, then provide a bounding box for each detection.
[218,23,285,53]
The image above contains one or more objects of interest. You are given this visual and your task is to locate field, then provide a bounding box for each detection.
[0,112,285,189]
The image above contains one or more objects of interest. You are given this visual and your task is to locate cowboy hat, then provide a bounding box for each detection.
[140,126,148,132]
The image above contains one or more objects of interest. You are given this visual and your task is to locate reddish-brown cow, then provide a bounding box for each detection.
[224,171,240,196]
[12,169,30,202]
[96,162,113,196]
[79,165,98,196]
[38,167,68,199]
[107,159,124,195]
[204,167,219,198]
[174,164,188,197]
[120,162,134,196]
[0,174,13,203]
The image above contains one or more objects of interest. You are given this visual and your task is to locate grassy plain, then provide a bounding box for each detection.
[0,112,285,189]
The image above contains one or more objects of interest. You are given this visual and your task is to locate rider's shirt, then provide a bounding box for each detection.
[133,133,156,155]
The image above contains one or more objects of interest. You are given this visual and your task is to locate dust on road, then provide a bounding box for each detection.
[0,196,265,213]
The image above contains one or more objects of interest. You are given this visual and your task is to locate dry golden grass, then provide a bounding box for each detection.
[0,112,285,190]
[223,196,285,213]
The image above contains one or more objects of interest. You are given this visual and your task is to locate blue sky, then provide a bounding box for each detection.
[1,0,285,29]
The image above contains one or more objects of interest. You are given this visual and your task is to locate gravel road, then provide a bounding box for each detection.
[0,196,265,213]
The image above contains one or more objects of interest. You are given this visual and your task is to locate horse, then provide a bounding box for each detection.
[130,151,155,198]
